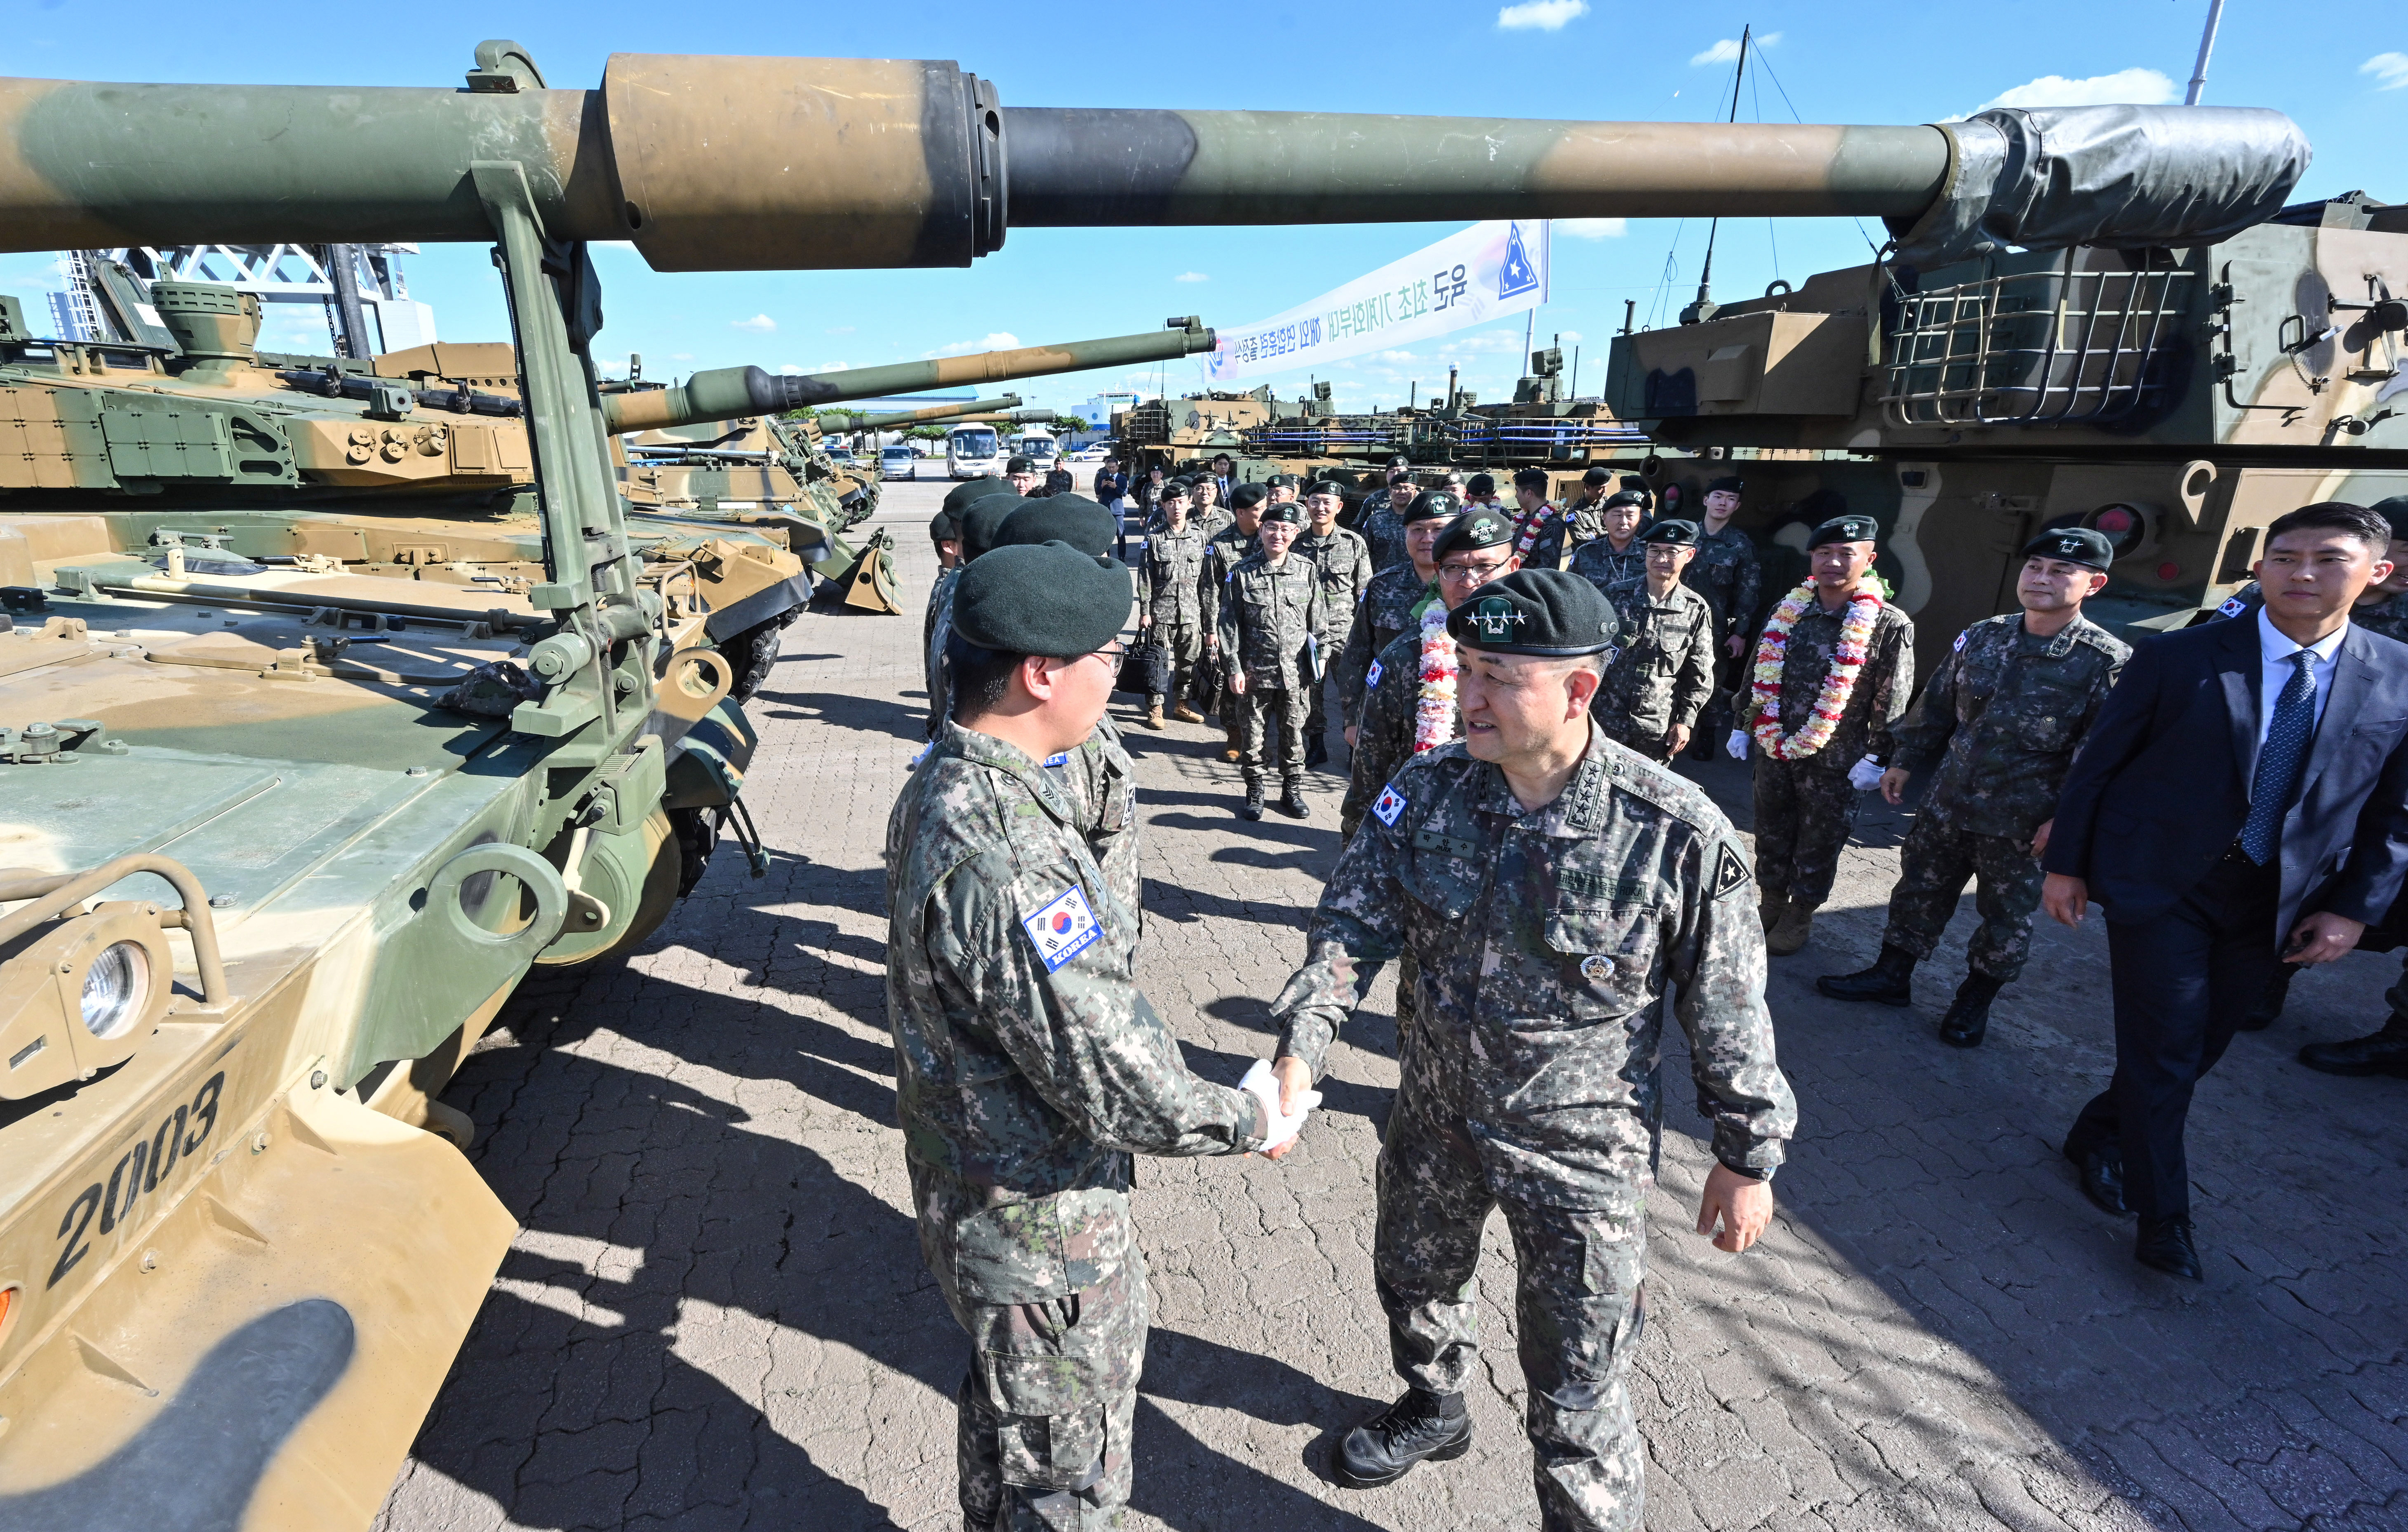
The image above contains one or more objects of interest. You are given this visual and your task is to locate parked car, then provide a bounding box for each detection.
[881,444,916,480]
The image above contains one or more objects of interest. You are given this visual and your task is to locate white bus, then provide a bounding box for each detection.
[946,424,1003,480]
[1011,426,1058,465]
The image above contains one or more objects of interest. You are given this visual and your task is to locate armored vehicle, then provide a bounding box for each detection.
[0,43,2302,1527]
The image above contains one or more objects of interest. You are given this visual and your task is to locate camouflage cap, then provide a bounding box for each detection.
[1807,513,1880,548]
[953,542,1132,658]
[1401,489,1464,524]
[1230,482,1268,510]
[1447,569,1621,655]
[943,475,1017,516]
[2020,526,2114,571]
[998,495,1117,557]
[1644,518,1702,546]
[1432,510,1513,560]
[960,495,1031,561]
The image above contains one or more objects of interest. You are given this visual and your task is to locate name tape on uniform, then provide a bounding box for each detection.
[1371,785,1408,826]
[1022,884,1102,972]
[1043,751,1071,768]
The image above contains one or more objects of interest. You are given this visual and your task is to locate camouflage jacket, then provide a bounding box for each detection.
[886,722,1268,1305]
[1341,625,1445,834]
[1683,523,1763,640]
[1140,523,1211,628]
[1337,562,1441,728]
[1295,526,1374,644]
[926,578,960,739]
[1566,494,1616,547]
[1765,591,1917,768]
[1216,551,1327,690]
[923,567,961,723]
[1596,578,1716,745]
[1890,612,2130,839]
[1509,502,1578,571]
[1359,490,1413,574]
[1196,521,1258,632]
[1272,725,1796,1208]
[1569,536,1647,594]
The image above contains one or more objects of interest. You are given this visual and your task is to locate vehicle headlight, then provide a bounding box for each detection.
[81,940,150,1040]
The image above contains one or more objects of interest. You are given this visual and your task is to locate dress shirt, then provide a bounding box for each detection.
[2253,604,2347,754]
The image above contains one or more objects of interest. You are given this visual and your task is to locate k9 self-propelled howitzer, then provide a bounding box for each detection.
[0,40,2304,1529]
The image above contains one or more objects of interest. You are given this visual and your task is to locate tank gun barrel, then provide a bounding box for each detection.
[601,323,1210,435]
[813,395,1026,433]
[0,54,2308,271]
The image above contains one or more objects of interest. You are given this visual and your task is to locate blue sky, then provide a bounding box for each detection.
[5,2,2400,414]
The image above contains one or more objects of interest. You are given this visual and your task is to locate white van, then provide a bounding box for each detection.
[946,424,1003,480]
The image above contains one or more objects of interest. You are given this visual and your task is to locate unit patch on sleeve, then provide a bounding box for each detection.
[1710,842,1752,901]
[1365,659,1383,689]
[1371,785,1408,826]
[1021,884,1102,972]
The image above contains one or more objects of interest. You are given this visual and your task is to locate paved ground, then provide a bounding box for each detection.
[377,480,2408,1532]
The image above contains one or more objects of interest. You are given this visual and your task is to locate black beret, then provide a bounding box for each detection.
[1644,518,1701,547]
[998,495,1118,557]
[2372,495,2408,536]
[943,475,1017,516]
[1385,454,1410,468]
[1466,473,1497,495]
[1432,510,1514,560]
[1603,489,1648,510]
[1159,477,1191,497]
[1307,480,1345,498]
[1807,514,1881,549]
[1513,467,1551,490]
[1259,501,1305,526]
[960,495,1032,561]
[1705,476,1745,496]
[1581,467,1615,488]
[1267,473,1301,488]
[1401,489,1464,524]
[1005,455,1035,473]
[1230,483,1268,510]
[2020,527,2114,571]
[929,508,961,544]
[952,542,1132,659]
[1388,466,1415,484]
[1447,569,1621,656]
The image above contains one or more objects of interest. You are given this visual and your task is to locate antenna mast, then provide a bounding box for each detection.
[1681,23,1749,324]
[2185,0,2226,104]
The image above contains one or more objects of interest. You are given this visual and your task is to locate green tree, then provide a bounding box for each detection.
[1052,415,1088,436]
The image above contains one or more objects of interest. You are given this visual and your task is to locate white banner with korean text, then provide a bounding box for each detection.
[1202,220,1551,384]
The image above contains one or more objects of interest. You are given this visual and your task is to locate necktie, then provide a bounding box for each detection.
[2241,650,2318,865]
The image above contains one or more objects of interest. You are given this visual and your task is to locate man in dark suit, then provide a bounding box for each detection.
[2043,502,2408,1280]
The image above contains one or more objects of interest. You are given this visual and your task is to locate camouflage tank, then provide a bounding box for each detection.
[0,41,2303,1527]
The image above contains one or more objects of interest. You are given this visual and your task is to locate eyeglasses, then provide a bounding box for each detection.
[1439,559,1512,581]
[1080,640,1126,669]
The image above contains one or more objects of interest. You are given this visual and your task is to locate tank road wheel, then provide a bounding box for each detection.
[532,810,684,969]
[727,615,792,701]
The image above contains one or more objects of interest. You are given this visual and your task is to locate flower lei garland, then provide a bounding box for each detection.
[1749,583,1882,761]
[1412,601,1459,752]
[1510,501,1560,562]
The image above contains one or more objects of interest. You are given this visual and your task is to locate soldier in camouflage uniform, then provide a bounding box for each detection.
[1359,457,1418,574]
[1190,473,1233,540]
[1505,466,1580,571]
[1591,519,1716,762]
[1684,476,1764,756]
[1218,500,1326,820]
[1266,570,1793,1531]
[926,490,1032,738]
[1562,467,1622,548]
[1138,487,1212,730]
[1296,479,1374,769]
[1748,515,1916,957]
[889,543,1288,1532]
[1337,490,1464,739]
[1567,491,1649,592]
[1817,528,2130,1046]
[1200,483,1267,760]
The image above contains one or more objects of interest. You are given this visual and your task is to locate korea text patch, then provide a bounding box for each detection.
[1022,884,1103,972]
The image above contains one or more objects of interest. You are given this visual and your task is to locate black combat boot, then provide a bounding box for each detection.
[1937,971,2005,1048]
[1815,944,1917,1006]
[2297,1013,2408,1078]
[1239,785,1265,821]
[2237,963,2300,1031]
[1277,784,1309,819]
[1334,1388,1471,1489]
[1305,736,1330,769]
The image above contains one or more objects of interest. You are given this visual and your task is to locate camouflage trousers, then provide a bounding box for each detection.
[1303,631,1348,754]
[1751,757,1861,908]
[1236,684,1309,787]
[1881,814,2045,982]
[944,1258,1147,1531]
[1145,618,1205,712]
[1376,1094,1647,1532]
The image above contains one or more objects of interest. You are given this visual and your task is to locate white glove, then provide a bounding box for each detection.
[1846,754,1884,791]
[1238,1059,1321,1154]
[1724,729,1751,761]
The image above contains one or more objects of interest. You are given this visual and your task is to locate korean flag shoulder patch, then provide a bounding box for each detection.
[1022,884,1103,972]
[1365,658,1383,690]
[1371,784,1409,827]
[2217,594,2248,618]
[1710,842,1751,902]
[1952,628,1969,653]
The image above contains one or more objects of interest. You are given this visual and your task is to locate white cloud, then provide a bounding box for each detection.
[1498,0,1587,31]
[1966,67,2176,116]
[923,332,1022,359]
[670,352,694,362]
[1174,271,1210,283]
[730,313,777,333]
[2363,52,2408,91]
[1692,33,1779,66]
[1556,330,1584,344]
[1554,218,1628,240]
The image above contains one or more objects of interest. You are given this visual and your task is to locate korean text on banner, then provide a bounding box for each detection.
[1203,220,1550,384]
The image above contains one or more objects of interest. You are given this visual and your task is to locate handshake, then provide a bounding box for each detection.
[1238,1059,1323,1158]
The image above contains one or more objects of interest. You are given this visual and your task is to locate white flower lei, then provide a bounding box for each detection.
[1749,583,1882,761]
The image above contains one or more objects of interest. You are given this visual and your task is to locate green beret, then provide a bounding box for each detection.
[1266,473,1301,488]
[1704,476,1745,496]
[929,507,962,545]
[1603,489,1648,510]
[998,495,1117,557]
[1447,569,1620,656]
[1005,454,1035,474]
[1159,478,1191,498]
[1433,511,1513,561]
[1230,483,1268,510]
[943,476,1016,516]
[960,495,1031,561]
[1401,489,1464,524]
[952,542,1132,659]
[1644,518,1701,547]
[1307,479,1345,498]
[2021,527,2114,571]
[1260,501,1305,526]
[1807,514,1880,549]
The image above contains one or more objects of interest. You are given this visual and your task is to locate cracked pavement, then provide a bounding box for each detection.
[375,482,2408,1531]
